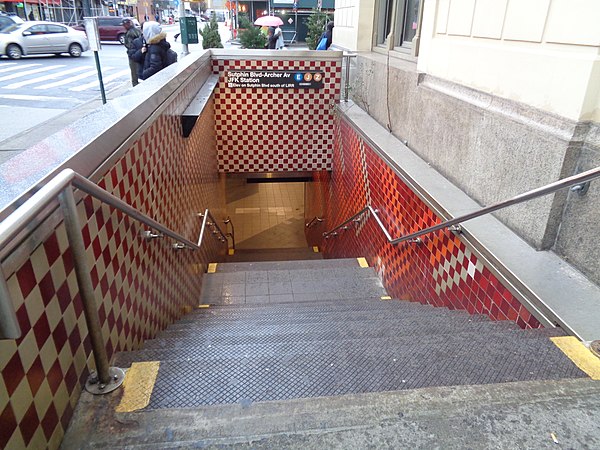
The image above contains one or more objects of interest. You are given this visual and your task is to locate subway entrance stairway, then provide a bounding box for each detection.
[62,257,600,449]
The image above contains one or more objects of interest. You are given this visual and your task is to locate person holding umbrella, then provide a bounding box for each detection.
[265,26,277,49]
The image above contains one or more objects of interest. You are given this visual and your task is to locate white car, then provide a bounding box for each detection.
[0,21,90,59]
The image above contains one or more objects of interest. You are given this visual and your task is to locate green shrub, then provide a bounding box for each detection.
[238,16,266,49]
[199,16,223,49]
[304,9,332,50]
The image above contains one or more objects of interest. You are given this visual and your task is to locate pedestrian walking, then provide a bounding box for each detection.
[265,26,277,49]
[275,26,284,50]
[122,18,142,86]
[132,21,173,80]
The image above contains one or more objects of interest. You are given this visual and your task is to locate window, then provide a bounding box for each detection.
[376,0,421,50]
[46,24,67,33]
[27,25,48,35]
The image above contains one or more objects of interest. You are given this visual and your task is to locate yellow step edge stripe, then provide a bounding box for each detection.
[550,336,600,380]
[380,296,392,300]
[207,263,218,273]
[357,257,369,268]
[197,304,211,308]
[313,246,319,253]
[115,361,160,413]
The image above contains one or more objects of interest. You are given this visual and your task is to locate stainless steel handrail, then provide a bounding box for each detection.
[197,209,229,247]
[0,168,200,253]
[223,216,236,251]
[0,168,226,394]
[305,216,324,228]
[324,166,600,245]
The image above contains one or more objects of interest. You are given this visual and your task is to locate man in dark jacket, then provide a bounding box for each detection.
[123,18,142,86]
[132,21,172,80]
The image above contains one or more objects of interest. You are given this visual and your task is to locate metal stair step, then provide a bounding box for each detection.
[144,328,583,409]
[114,327,566,367]
[183,300,460,323]
[213,258,362,273]
[173,305,477,327]
[146,315,520,348]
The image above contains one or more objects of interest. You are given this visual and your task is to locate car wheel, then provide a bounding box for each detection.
[118,33,125,45]
[6,44,22,60]
[69,43,82,57]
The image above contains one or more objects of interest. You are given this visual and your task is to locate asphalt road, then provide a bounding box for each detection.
[0,23,233,142]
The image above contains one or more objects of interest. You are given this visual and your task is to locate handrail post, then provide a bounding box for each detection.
[58,186,124,394]
[344,54,351,102]
[0,274,21,339]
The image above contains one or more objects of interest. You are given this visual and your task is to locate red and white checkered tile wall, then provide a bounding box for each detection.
[0,74,226,449]
[212,58,341,172]
[319,117,542,329]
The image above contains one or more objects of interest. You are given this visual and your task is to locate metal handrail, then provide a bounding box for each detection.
[0,169,200,254]
[324,166,600,245]
[223,216,236,251]
[0,168,226,394]
[305,216,324,228]
[197,210,229,247]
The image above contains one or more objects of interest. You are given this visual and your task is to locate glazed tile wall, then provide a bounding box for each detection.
[0,73,226,448]
[304,171,330,247]
[212,59,342,172]
[320,117,542,329]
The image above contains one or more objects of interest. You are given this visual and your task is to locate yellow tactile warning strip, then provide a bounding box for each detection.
[207,263,218,273]
[551,337,600,380]
[313,246,319,253]
[357,257,369,268]
[228,249,235,255]
[115,362,160,413]
[197,304,211,308]
[380,296,392,300]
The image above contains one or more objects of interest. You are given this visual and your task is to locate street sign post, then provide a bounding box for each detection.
[83,18,106,104]
[180,16,199,45]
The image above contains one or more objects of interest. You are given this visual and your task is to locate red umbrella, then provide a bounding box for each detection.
[254,16,284,27]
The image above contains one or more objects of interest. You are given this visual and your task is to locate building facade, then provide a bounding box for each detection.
[337,0,600,286]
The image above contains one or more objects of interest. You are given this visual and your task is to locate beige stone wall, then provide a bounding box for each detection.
[419,0,600,122]
[333,0,376,51]
[337,0,600,121]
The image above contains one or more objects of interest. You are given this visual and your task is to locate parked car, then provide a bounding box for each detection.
[0,21,90,59]
[73,16,139,45]
[0,13,24,32]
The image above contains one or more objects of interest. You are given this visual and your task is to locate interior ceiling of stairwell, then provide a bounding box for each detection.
[225,175,308,250]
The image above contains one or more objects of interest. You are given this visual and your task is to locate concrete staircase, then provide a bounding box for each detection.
[62,257,593,449]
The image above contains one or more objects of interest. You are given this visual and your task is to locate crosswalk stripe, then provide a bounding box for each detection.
[0,63,41,74]
[0,93,82,102]
[70,69,129,91]
[0,65,64,82]
[34,68,114,89]
[3,66,90,89]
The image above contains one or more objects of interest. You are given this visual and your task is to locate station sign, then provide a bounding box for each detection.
[226,70,324,89]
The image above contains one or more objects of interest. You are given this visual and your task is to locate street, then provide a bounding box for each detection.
[0,23,233,145]
[0,42,130,143]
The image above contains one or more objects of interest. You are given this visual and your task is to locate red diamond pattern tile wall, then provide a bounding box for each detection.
[212,59,341,172]
[320,117,541,330]
[0,73,225,449]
